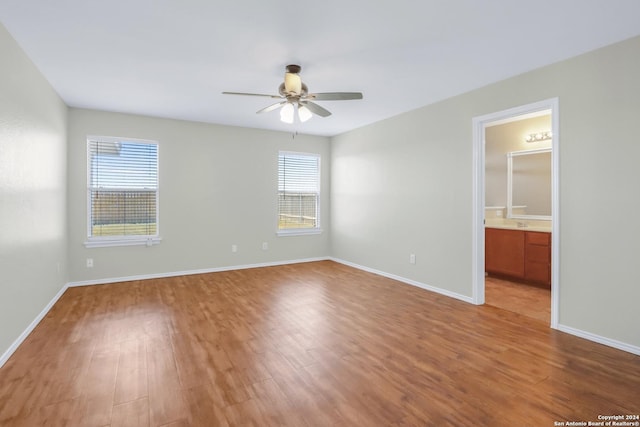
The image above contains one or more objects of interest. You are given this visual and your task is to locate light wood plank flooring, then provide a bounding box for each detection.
[1,261,639,426]
[485,276,551,324]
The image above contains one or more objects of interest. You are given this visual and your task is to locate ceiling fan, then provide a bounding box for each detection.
[223,64,363,123]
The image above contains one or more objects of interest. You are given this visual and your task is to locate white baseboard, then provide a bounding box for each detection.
[557,324,640,356]
[67,256,331,287]
[4,258,639,369]
[329,257,475,304]
[0,257,328,368]
[331,258,640,356]
[0,282,69,368]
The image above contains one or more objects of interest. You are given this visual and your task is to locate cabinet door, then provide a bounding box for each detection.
[527,245,549,263]
[524,260,550,285]
[485,228,525,278]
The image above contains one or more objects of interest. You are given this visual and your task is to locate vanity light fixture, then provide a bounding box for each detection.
[525,131,552,143]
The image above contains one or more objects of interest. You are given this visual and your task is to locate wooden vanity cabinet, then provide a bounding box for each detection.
[485,228,525,278]
[485,228,551,286]
[524,231,551,285]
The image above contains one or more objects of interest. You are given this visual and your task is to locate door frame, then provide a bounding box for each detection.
[471,98,560,329]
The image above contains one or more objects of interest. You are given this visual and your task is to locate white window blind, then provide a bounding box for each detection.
[278,151,320,233]
[86,137,159,246]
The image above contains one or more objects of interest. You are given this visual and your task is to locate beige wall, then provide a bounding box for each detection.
[485,115,552,211]
[67,109,331,282]
[2,21,639,360]
[331,35,640,347]
[0,25,68,357]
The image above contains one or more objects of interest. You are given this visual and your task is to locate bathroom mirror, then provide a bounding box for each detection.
[507,148,552,220]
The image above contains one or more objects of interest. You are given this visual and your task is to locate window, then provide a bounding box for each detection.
[278,151,321,235]
[85,136,160,247]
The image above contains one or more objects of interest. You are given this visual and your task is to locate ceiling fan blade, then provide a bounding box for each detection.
[256,101,286,114]
[222,91,282,99]
[303,101,332,117]
[307,92,363,101]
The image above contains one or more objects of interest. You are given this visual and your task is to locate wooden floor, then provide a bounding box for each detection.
[1,261,639,426]
[485,276,551,324]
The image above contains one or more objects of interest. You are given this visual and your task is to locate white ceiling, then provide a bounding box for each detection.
[2,1,640,137]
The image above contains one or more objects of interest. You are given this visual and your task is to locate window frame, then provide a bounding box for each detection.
[277,150,322,237]
[84,135,161,248]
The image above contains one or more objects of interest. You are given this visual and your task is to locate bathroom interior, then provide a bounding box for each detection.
[484,112,552,323]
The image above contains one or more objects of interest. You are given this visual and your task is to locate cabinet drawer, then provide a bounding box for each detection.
[526,231,550,246]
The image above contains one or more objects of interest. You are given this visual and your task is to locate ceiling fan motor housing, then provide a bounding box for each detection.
[285,64,301,74]
[283,64,303,95]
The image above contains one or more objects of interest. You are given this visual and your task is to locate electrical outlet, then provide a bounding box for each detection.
[86,258,94,268]
[262,242,269,250]
[409,254,416,264]
[231,244,238,253]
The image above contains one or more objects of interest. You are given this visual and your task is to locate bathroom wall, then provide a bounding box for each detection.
[485,115,552,212]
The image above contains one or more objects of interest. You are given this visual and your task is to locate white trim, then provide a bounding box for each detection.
[67,257,330,287]
[86,136,160,244]
[509,147,552,156]
[472,98,560,329]
[276,228,323,237]
[277,150,322,235]
[550,105,560,329]
[331,257,640,355]
[87,135,158,145]
[471,112,487,305]
[330,257,474,304]
[2,257,329,368]
[0,283,69,368]
[4,257,640,369]
[557,324,640,356]
[483,109,551,127]
[84,236,162,248]
[277,149,320,158]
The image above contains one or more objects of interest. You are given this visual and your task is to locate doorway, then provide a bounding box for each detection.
[472,99,559,328]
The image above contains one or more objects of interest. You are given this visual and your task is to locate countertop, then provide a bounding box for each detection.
[485,220,552,233]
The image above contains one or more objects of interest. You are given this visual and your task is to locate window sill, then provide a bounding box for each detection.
[84,237,162,248]
[277,228,323,237]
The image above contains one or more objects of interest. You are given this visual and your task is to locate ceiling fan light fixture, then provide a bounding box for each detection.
[224,63,362,124]
[298,104,312,122]
[280,102,294,123]
[284,72,302,95]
